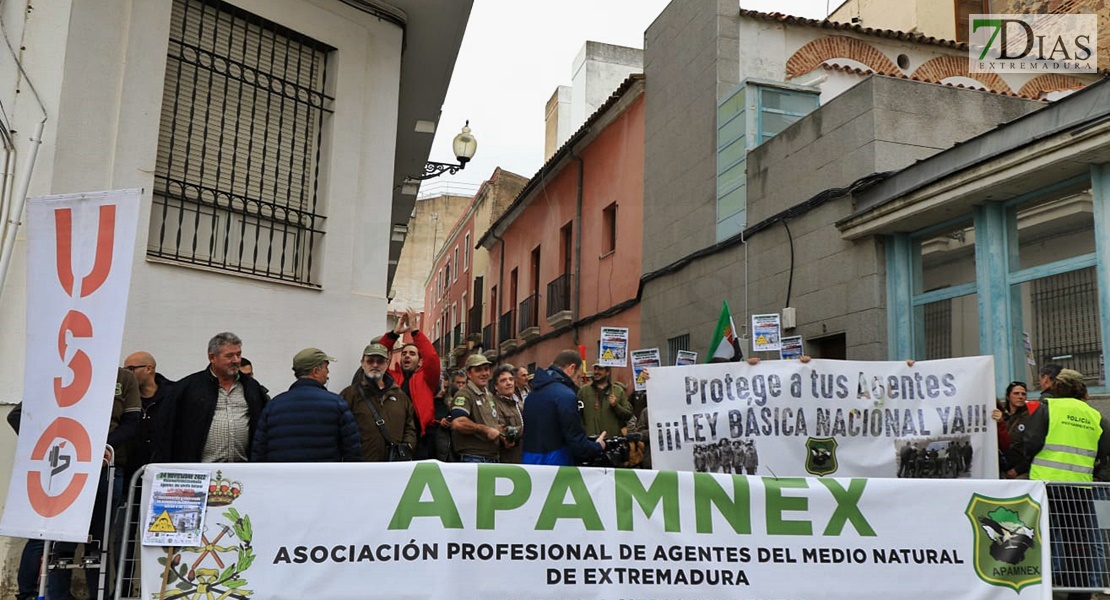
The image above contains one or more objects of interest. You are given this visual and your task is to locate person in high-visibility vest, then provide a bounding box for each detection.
[1024,369,1110,599]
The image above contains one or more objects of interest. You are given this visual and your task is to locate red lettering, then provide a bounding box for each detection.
[54,205,115,298]
[53,310,93,407]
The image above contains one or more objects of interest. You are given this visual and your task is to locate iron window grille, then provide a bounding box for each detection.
[1032,267,1102,380]
[149,0,334,285]
[667,334,690,365]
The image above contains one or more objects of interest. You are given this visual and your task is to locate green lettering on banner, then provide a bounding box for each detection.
[476,464,531,529]
[387,463,463,530]
[535,467,604,531]
[693,473,751,534]
[614,470,680,532]
[764,477,811,535]
[818,479,875,536]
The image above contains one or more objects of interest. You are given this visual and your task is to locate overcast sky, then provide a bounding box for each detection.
[422,0,832,195]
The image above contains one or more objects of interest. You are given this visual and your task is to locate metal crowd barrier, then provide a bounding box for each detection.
[1046,481,1110,595]
[19,472,1110,598]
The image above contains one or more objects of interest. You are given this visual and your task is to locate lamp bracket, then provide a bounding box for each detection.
[408,161,465,181]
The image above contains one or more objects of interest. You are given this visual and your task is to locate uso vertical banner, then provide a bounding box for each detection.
[646,357,999,478]
[0,189,141,541]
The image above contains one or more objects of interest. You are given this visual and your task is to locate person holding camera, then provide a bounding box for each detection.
[522,349,606,466]
[491,364,524,463]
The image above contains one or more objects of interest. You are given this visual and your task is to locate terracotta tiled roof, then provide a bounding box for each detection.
[815,62,1042,99]
[739,9,965,50]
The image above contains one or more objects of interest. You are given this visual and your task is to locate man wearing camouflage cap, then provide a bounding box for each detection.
[449,354,505,462]
[339,342,417,462]
[1024,368,1110,597]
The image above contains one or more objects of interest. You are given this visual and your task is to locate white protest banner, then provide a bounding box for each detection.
[1,189,141,541]
[646,357,998,479]
[631,348,660,391]
[598,326,628,367]
[140,463,1050,599]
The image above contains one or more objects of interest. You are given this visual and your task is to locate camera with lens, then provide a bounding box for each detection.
[579,432,643,468]
[502,425,520,444]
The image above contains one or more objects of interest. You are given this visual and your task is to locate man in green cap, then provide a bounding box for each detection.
[449,354,504,462]
[577,362,633,437]
[339,342,417,461]
[251,348,361,462]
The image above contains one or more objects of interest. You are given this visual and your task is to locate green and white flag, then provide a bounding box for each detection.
[708,300,742,362]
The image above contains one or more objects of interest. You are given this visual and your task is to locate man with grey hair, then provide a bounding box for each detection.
[169,332,268,462]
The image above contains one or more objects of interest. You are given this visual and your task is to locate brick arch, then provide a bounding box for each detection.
[910,56,1012,93]
[1018,74,1085,98]
[786,36,900,78]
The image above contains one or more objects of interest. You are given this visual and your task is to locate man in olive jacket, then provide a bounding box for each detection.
[577,362,633,437]
[339,343,417,461]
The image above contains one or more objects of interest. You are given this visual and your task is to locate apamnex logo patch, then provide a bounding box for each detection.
[965,493,1042,592]
[970,14,1096,74]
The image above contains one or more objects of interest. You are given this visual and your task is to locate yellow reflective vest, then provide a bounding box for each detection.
[1029,397,1102,482]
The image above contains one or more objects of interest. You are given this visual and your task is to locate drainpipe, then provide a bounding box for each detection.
[0,4,49,307]
[492,230,505,361]
[571,150,583,345]
[0,117,45,306]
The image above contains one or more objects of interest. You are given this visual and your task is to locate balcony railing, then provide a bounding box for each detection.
[452,324,462,348]
[468,304,482,335]
[482,324,493,352]
[547,273,571,317]
[499,309,516,344]
[519,294,539,331]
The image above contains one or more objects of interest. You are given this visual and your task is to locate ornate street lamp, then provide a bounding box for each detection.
[409,121,477,181]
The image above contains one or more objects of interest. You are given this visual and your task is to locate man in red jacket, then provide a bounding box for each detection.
[380,307,442,459]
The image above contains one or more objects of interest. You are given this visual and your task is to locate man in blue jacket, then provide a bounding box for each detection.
[252,348,361,462]
[523,349,606,466]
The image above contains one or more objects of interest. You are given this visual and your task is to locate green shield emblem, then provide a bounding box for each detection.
[965,493,1043,592]
[804,437,838,476]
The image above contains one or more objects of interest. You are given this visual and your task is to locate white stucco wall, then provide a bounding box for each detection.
[570,42,642,136]
[0,0,406,585]
[0,0,402,396]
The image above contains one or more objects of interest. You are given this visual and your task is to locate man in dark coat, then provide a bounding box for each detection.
[168,332,268,463]
[522,349,606,466]
[252,348,361,462]
[122,351,175,477]
[339,343,417,462]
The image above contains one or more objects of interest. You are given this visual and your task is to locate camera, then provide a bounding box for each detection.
[579,432,643,468]
[502,425,520,444]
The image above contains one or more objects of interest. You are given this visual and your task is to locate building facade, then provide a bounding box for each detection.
[390,192,474,318]
[478,75,644,377]
[639,1,1096,373]
[423,168,527,368]
[843,79,1110,394]
[0,0,470,584]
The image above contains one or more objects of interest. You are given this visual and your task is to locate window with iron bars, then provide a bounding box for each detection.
[148,0,334,285]
[667,334,690,365]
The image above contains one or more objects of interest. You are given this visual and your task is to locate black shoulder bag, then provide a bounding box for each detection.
[356,385,413,461]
